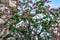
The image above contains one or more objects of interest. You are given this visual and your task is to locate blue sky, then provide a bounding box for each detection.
[18,0,60,8]
[46,0,60,8]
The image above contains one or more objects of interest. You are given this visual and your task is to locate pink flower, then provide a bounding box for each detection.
[50,8,55,11]
[9,19,16,24]
[44,0,48,2]
[16,2,22,8]
[50,8,55,15]
[4,3,9,7]
[57,37,60,40]
[0,10,3,14]
[46,5,50,10]
[0,18,5,24]
[28,11,30,15]
[57,29,60,37]
[5,13,12,18]
[58,7,60,10]
[4,25,8,30]
[0,24,4,28]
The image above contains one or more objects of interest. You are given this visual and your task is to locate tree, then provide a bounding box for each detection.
[0,0,60,40]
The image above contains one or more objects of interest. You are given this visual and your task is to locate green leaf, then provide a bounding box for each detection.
[12,14,20,23]
[42,21,50,30]
[49,19,56,24]
[36,10,40,14]
[33,23,38,28]
[3,34,13,40]
[36,1,44,6]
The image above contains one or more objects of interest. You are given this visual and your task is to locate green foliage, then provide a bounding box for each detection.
[3,34,13,39]
[36,10,40,13]
[11,14,20,23]
[0,0,59,40]
[36,1,45,6]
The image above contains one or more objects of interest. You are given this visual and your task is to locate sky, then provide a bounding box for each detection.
[46,0,60,8]
[18,0,60,8]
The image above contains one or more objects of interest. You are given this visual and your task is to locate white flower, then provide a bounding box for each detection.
[53,30,57,34]
[9,0,16,7]
[30,26,33,29]
[30,9,36,14]
[37,14,46,19]
[18,6,22,10]
[32,15,40,19]
[37,21,40,23]
[37,30,40,34]
[55,27,58,31]
[44,18,50,21]
[38,25,42,31]
[47,33,50,36]
[32,16,37,19]
[17,11,23,16]
[2,15,6,19]
[28,2,33,7]
[32,0,36,3]
[51,24,54,26]
[32,31,34,34]
[33,28,36,32]
[36,15,40,19]
[40,31,47,37]
[0,18,5,24]
[16,21,24,28]
[26,20,29,24]
[50,14,54,19]
[53,28,58,34]
[18,0,23,3]
[32,13,46,20]
[0,28,9,36]
[36,0,40,2]
[16,20,29,28]
[40,32,44,37]
[57,17,60,20]
[57,20,60,23]
[47,18,50,21]
[59,23,60,26]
